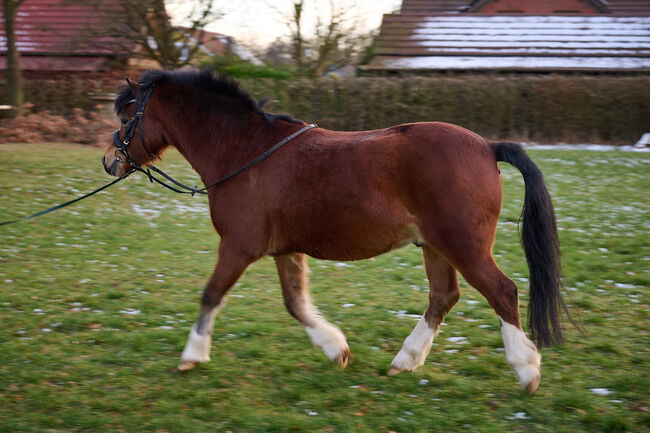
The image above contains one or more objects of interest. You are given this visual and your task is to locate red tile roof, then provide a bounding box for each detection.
[399,0,650,15]
[606,0,650,15]
[0,0,132,70]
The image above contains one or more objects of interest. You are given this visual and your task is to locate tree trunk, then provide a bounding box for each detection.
[3,0,25,116]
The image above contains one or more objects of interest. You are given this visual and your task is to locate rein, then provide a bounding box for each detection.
[0,174,129,227]
[125,123,317,196]
[1,87,317,226]
[113,85,317,196]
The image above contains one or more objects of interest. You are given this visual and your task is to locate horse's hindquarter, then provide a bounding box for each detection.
[262,122,501,261]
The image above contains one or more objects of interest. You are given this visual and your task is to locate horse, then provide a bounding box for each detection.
[102,68,568,395]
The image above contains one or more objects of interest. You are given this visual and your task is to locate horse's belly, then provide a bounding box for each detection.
[288,220,424,261]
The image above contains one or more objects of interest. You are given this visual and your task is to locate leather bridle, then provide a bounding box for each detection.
[112,85,156,168]
[111,84,317,196]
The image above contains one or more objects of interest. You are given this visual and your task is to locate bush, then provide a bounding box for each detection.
[0,108,114,145]
[239,74,650,144]
[1,73,648,144]
[200,57,294,80]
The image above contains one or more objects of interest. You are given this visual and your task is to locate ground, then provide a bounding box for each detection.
[0,143,648,432]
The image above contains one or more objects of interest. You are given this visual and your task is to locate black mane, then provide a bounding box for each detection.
[114,68,301,125]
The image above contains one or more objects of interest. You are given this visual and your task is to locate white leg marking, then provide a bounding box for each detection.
[390,315,437,374]
[302,304,349,365]
[180,324,212,363]
[499,316,541,394]
[178,306,221,370]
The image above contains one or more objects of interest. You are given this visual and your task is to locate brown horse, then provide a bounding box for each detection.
[103,69,568,395]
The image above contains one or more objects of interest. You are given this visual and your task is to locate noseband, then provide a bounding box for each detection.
[112,85,156,167]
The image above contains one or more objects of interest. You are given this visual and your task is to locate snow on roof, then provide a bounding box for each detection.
[366,15,650,72]
[371,55,650,70]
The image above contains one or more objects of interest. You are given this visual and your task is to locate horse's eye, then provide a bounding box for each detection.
[120,118,128,126]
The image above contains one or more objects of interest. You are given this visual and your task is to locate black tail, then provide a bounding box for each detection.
[490,141,568,348]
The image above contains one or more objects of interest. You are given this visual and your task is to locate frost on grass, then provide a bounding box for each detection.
[590,388,613,395]
[388,310,421,320]
[506,412,529,420]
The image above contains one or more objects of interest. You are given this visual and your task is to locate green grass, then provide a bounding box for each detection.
[0,143,648,433]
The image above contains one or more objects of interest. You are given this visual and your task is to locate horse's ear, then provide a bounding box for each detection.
[258,96,273,109]
[124,77,139,96]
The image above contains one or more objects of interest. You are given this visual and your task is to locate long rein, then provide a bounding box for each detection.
[0,86,316,226]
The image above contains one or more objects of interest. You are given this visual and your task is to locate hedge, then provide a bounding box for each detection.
[2,74,648,144]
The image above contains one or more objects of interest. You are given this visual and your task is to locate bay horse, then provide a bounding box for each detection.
[102,68,568,395]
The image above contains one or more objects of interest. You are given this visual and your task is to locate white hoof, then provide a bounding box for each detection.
[305,322,350,367]
[500,318,542,394]
[389,316,436,375]
[179,326,211,368]
[177,360,199,371]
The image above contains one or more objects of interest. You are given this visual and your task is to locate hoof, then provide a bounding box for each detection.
[337,346,351,368]
[524,373,541,395]
[177,361,199,371]
[387,366,403,376]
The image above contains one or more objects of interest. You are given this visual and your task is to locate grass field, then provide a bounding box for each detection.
[0,143,648,433]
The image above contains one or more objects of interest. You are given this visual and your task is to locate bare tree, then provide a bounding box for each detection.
[280,0,364,77]
[76,0,221,69]
[2,0,26,116]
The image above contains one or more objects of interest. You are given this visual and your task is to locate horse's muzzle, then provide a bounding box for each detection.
[102,155,121,177]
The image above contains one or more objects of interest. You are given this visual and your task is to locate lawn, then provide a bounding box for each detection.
[0,142,648,433]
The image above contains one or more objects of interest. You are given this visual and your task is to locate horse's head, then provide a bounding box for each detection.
[102,77,167,177]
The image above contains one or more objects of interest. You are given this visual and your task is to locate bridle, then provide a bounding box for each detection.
[112,85,156,169]
[111,84,317,196]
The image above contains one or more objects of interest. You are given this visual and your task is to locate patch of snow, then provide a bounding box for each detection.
[506,412,529,420]
[377,55,650,71]
[590,388,613,395]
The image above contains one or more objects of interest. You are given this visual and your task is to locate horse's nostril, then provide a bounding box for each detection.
[103,155,117,176]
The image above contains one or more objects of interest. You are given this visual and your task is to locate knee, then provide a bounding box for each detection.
[429,287,460,309]
[201,290,222,309]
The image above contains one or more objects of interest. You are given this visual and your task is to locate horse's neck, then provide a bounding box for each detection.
[169,114,274,185]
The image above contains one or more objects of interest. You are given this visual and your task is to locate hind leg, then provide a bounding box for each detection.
[455,255,541,394]
[389,246,460,375]
[275,253,350,367]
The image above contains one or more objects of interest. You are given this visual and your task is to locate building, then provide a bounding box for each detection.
[364,0,650,73]
[0,0,247,73]
[0,0,134,72]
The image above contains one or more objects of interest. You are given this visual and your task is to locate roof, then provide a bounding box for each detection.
[0,0,136,71]
[399,0,650,15]
[181,28,230,57]
[365,15,650,72]
[0,0,127,55]
[400,0,471,14]
[468,0,608,14]
[605,0,650,15]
